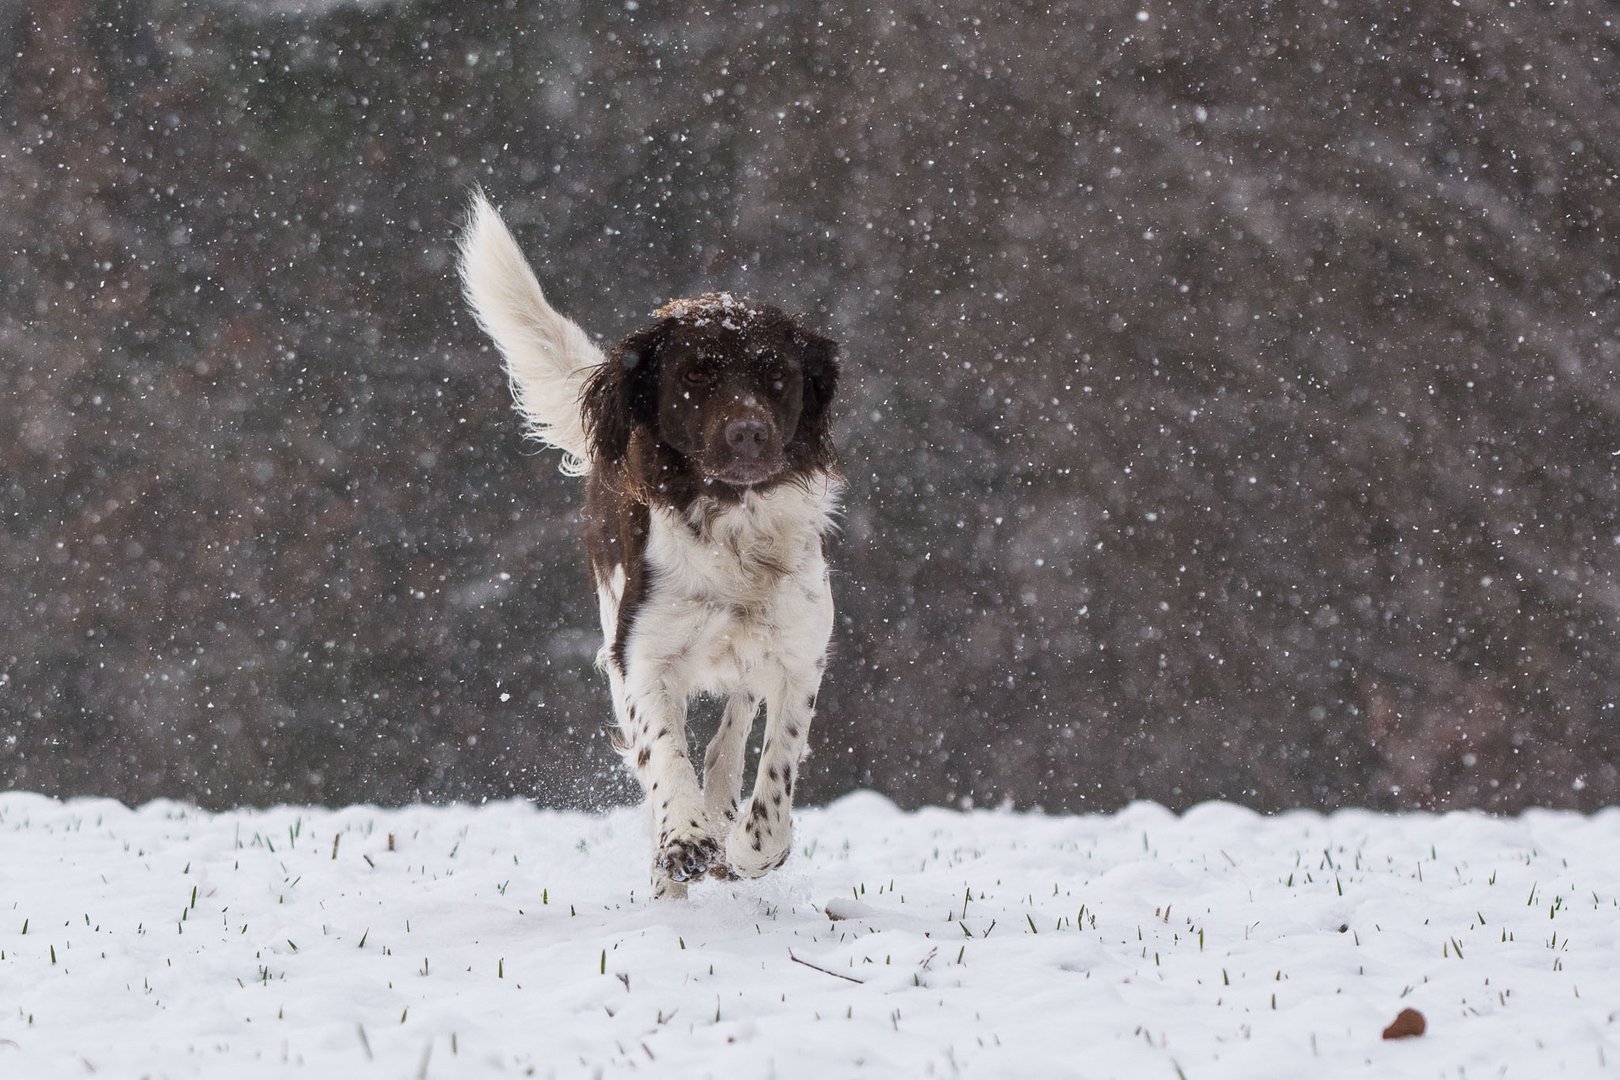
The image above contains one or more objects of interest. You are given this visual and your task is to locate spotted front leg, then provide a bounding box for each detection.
[725,677,817,878]
[612,670,717,896]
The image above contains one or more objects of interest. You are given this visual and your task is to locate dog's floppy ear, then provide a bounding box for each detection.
[794,327,841,439]
[583,321,667,467]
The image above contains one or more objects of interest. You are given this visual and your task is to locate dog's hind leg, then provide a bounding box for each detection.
[702,693,759,838]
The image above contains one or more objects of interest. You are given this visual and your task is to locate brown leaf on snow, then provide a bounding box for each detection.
[1382,1007,1427,1039]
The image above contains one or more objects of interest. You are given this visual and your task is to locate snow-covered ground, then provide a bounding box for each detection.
[2,791,1616,1078]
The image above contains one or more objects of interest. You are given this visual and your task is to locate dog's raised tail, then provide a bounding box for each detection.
[458,190,602,475]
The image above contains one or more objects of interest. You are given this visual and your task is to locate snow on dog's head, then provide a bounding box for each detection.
[583,293,841,496]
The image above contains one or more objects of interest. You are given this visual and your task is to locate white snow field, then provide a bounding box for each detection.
[2,792,1617,1079]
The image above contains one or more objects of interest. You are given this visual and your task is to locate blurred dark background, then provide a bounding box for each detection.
[3,0,1617,813]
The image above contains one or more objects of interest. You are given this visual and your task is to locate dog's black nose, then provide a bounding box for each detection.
[725,419,769,459]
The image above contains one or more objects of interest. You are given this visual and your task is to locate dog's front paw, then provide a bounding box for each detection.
[724,802,792,879]
[655,827,722,883]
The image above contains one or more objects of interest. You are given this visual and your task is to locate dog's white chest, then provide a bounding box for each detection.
[620,478,839,694]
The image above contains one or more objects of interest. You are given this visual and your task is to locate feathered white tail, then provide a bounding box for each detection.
[458,190,603,476]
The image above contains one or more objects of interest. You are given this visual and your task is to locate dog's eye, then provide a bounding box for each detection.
[682,367,713,387]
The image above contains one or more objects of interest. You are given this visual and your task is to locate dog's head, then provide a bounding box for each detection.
[583,292,839,491]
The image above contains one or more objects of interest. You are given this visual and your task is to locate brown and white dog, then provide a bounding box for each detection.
[458,194,842,898]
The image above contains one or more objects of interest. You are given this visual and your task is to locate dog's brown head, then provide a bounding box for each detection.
[583,292,840,495]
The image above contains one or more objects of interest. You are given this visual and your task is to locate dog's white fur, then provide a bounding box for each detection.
[603,484,839,892]
[459,194,840,897]
[458,191,600,476]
